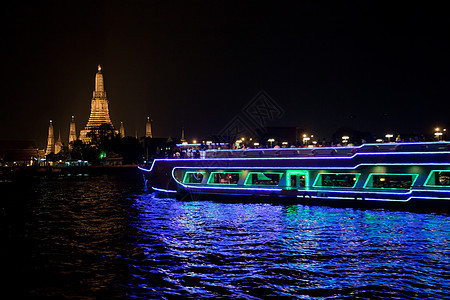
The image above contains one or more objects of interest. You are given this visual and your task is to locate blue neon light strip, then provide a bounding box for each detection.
[298,195,410,202]
[205,141,449,152]
[138,166,153,172]
[144,151,450,163]
[169,160,450,172]
[176,143,202,147]
[187,186,283,192]
[143,163,450,175]
[297,194,450,202]
[152,186,177,193]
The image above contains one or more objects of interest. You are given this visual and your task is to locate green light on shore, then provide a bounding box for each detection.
[99,151,106,159]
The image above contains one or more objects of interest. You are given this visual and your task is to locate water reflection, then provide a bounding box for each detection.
[130,193,450,299]
[2,174,449,299]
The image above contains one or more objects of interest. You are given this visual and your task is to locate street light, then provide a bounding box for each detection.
[302,134,310,145]
[268,138,275,148]
[342,136,349,146]
[385,134,394,142]
[434,127,443,141]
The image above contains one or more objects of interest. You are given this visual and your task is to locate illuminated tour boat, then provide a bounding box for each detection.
[139,141,450,210]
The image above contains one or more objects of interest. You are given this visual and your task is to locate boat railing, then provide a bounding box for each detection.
[201,141,449,159]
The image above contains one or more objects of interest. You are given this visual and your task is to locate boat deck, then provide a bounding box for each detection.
[204,142,450,159]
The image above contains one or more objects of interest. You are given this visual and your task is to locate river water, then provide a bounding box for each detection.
[1,170,449,299]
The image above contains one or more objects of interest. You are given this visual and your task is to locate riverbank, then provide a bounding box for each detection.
[0,165,141,182]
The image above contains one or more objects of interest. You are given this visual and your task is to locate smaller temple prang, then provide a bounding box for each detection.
[145,117,153,138]
[181,126,186,143]
[45,120,55,155]
[69,115,77,148]
[55,131,63,154]
[120,121,125,138]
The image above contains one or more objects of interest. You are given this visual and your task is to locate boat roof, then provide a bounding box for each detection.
[204,141,450,159]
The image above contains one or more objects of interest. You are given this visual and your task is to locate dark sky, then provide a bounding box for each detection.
[2,1,449,147]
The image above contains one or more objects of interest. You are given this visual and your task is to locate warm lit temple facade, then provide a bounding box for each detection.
[44,66,157,155]
[80,65,116,143]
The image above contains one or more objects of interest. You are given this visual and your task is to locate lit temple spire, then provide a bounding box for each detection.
[181,126,186,143]
[120,121,125,138]
[145,117,153,138]
[45,120,55,155]
[69,115,77,146]
[79,66,114,143]
[94,65,105,92]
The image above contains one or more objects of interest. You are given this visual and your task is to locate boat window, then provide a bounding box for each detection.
[365,174,418,189]
[183,172,205,184]
[208,172,241,184]
[425,170,450,186]
[314,173,360,188]
[244,172,282,186]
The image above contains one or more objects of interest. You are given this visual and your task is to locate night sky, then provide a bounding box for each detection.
[2,1,449,147]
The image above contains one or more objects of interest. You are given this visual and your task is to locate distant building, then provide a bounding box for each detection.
[80,65,116,143]
[0,140,40,166]
[104,152,123,166]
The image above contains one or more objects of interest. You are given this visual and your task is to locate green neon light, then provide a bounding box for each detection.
[424,170,450,187]
[99,150,106,159]
[363,173,419,189]
[207,171,242,185]
[286,170,309,188]
[243,172,283,186]
[312,173,361,188]
[182,171,206,184]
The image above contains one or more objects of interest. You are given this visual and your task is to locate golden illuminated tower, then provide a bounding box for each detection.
[45,120,55,155]
[145,117,152,138]
[119,121,125,138]
[80,65,115,143]
[68,115,77,145]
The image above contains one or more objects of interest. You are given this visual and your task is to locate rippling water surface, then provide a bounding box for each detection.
[2,171,450,299]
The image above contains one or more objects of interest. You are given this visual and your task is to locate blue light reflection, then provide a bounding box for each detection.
[127,193,450,298]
